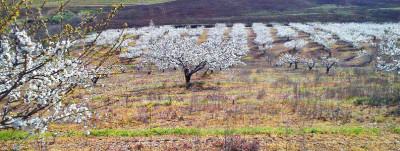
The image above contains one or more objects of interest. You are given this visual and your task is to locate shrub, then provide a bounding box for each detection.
[354,97,399,106]
[225,136,260,151]
[257,88,267,100]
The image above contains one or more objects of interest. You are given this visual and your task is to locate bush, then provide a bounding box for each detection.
[391,127,400,134]
[257,88,266,100]
[225,136,260,151]
[354,97,400,106]
[163,99,173,106]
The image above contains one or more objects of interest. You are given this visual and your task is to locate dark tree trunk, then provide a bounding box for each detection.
[289,63,293,68]
[294,62,298,70]
[185,74,192,89]
[394,68,399,82]
[290,48,296,53]
[202,69,209,77]
[262,44,267,55]
[91,77,99,84]
[308,63,315,71]
[182,62,206,89]
[326,67,331,74]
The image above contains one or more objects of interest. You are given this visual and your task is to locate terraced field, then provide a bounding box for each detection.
[1,23,400,150]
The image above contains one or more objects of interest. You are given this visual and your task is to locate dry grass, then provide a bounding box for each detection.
[2,26,400,150]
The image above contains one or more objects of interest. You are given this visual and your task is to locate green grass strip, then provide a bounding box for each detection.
[0,130,29,140]
[0,126,397,140]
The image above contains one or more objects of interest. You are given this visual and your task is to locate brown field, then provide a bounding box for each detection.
[1,27,400,151]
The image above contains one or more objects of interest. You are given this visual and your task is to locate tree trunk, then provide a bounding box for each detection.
[394,68,399,82]
[185,74,192,89]
[263,44,267,55]
[326,67,331,74]
[202,69,209,77]
[289,63,293,68]
[91,77,99,84]
[294,62,298,70]
[182,62,206,89]
[308,66,313,71]
[290,48,296,53]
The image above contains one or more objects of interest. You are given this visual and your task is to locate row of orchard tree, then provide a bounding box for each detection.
[0,1,250,134]
[253,22,400,75]
[1,0,400,135]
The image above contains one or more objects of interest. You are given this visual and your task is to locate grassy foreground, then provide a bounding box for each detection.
[2,27,400,150]
[1,126,399,140]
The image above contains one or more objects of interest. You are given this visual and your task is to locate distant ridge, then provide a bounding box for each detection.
[60,0,400,27]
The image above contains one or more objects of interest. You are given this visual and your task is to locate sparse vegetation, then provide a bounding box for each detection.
[1,1,400,150]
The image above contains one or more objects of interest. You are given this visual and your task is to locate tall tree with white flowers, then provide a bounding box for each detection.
[139,24,248,89]
[0,1,124,133]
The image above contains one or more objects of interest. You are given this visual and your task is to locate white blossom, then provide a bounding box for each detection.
[138,23,248,88]
[1,29,94,133]
[277,53,301,69]
[284,39,308,51]
[274,25,297,40]
[252,23,274,53]
[376,28,400,73]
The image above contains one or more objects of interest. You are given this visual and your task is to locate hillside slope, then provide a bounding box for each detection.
[59,0,400,27]
[33,0,174,6]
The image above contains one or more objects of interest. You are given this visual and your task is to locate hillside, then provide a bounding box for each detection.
[38,0,400,27]
[33,0,174,6]
[68,0,400,27]
[2,1,400,150]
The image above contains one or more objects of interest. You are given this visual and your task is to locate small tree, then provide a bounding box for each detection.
[321,57,339,74]
[302,58,317,71]
[277,54,302,69]
[149,19,155,27]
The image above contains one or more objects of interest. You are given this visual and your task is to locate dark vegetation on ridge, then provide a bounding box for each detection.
[39,0,400,28]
